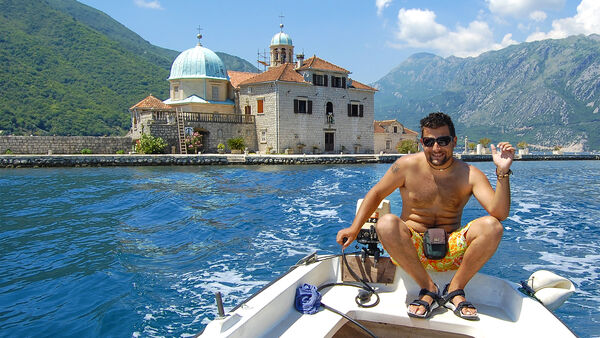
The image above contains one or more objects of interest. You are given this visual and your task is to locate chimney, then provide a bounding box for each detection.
[296,53,304,68]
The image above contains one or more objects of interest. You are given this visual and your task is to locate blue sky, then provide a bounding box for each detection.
[78,0,599,84]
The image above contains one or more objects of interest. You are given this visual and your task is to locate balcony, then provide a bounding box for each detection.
[149,111,255,124]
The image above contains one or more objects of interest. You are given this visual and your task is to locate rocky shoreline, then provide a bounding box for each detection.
[1,153,599,168]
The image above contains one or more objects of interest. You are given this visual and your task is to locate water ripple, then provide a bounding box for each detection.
[1,162,599,336]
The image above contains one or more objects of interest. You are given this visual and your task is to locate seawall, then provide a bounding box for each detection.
[1,153,599,168]
[0,136,132,155]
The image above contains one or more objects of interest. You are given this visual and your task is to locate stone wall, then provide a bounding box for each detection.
[0,136,133,155]
[1,153,598,168]
[146,119,257,154]
[0,154,378,168]
[238,83,278,153]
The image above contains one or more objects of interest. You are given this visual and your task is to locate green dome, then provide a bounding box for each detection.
[168,45,228,81]
[270,32,293,46]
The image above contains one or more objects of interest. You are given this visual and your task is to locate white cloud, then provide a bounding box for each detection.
[529,10,547,22]
[134,0,163,10]
[376,0,393,16]
[487,0,563,18]
[392,8,517,57]
[396,8,447,44]
[526,0,600,41]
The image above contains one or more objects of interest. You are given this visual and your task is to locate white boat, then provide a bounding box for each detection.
[201,201,576,337]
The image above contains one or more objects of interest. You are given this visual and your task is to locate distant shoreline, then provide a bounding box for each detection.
[1,153,599,168]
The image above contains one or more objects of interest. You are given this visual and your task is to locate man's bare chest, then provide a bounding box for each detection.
[402,174,470,210]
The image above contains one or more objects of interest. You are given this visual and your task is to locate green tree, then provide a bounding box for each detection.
[479,138,491,148]
[227,137,245,151]
[517,141,528,149]
[397,139,418,154]
[135,134,167,154]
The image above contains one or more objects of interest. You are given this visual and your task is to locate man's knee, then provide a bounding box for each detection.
[479,216,504,239]
[376,214,411,239]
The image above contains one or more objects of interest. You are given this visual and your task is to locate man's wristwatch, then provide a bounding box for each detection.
[496,168,513,179]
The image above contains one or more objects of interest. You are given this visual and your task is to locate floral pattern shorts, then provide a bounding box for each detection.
[391,221,473,272]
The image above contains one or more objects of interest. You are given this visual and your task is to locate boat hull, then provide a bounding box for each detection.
[201,254,575,337]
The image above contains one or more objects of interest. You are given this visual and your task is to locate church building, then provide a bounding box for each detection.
[130,25,376,154]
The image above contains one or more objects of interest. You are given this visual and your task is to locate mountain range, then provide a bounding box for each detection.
[1,0,599,150]
[0,0,257,136]
[373,35,600,151]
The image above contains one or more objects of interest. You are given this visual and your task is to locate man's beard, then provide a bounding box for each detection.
[427,152,450,166]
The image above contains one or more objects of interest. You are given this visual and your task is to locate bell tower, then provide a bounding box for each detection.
[269,23,294,68]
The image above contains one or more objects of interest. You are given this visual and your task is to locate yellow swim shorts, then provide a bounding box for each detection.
[391,221,473,272]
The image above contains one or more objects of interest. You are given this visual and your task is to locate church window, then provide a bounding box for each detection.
[326,102,334,124]
[294,98,312,114]
[257,99,264,114]
[260,129,267,143]
[212,86,220,100]
[326,102,333,114]
[347,102,364,117]
[281,48,286,63]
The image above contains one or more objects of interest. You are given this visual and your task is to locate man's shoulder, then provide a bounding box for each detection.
[460,160,482,173]
[391,153,422,171]
[395,152,423,164]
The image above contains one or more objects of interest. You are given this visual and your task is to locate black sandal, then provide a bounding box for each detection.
[407,284,441,319]
[442,285,479,321]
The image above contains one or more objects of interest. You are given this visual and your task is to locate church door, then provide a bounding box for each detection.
[325,132,334,152]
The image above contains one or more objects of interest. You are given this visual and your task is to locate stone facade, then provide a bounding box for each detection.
[0,136,132,155]
[239,82,374,154]
[235,56,376,154]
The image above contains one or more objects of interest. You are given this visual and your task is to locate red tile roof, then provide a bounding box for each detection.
[374,120,418,135]
[297,56,349,73]
[238,63,307,86]
[130,95,172,110]
[374,122,386,133]
[405,127,418,135]
[228,70,260,88]
[350,79,377,91]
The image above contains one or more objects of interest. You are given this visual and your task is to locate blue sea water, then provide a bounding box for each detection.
[1,161,599,337]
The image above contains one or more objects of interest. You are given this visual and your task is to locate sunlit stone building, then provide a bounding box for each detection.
[130,26,375,154]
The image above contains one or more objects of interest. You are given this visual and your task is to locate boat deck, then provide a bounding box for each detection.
[201,255,575,337]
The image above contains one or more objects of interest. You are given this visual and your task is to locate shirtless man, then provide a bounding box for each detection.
[336,112,514,320]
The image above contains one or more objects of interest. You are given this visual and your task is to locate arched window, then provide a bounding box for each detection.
[281,48,286,63]
[326,102,334,124]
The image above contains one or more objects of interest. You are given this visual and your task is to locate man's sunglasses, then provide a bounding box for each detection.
[421,136,452,147]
